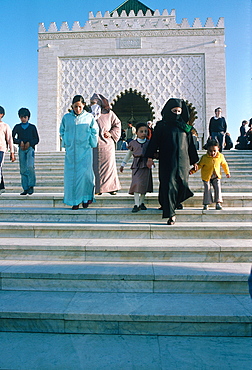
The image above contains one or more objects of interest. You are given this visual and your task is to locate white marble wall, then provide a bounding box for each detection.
[37,10,226,151]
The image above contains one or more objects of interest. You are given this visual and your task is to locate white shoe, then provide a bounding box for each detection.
[203,205,208,210]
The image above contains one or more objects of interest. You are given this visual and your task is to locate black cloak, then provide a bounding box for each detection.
[145,98,199,218]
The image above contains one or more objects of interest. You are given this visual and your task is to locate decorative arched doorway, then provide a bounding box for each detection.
[111,89,155,129]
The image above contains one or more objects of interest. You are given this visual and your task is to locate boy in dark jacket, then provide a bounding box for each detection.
[12,108,39,195]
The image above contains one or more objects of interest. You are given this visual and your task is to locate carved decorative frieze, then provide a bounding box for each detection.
[39,28,224,41]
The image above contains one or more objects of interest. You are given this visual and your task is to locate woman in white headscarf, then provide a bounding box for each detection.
[90,93,121,195]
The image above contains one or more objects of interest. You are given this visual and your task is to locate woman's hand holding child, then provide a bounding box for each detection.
[189,163,198,175]
[147,158,154,169]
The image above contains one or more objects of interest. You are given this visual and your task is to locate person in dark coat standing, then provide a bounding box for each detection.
[146,98,199,225]
[209,107,227,152]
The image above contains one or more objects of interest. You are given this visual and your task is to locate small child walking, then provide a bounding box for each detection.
[12,108,39,195]
[189,139,230,210]
[120,123,153,212]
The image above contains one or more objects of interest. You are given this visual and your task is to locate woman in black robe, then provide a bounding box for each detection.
[146,98,199,225]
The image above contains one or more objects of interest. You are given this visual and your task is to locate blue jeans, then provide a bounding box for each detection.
[18,147,36,190]
[0,151,5,190]
[211,131,225,151]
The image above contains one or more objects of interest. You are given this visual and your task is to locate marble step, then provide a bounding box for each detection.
[4,167,252,177]
[2,186,65,193]
[10,149,252,157]
[0,261,250,294]
[5,152,252,167]
[4,186,252,195]
[1,332,252,370]
[3,174,252,184]
[8,159,252,166]
[0,290,251,336]
[1,221,252,239]
[3,186,252,195]
[4,165,252,175]
[1,192,252,207]
[0,238,251,263]
[5,171,252,179]
[0,206,251,223]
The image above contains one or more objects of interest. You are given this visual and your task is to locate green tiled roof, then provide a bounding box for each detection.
[111,0,154,16]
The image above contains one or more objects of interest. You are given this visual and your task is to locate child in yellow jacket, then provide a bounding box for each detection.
[189,139,230,210]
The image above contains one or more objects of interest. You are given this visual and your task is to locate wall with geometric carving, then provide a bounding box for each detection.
[60,55,205,128]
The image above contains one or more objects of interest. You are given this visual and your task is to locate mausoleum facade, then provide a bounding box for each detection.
[37,0,226,151]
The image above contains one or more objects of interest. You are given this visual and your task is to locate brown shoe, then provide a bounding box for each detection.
[72,205,79,210]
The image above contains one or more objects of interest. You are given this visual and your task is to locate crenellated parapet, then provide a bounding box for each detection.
[38,9,224,33]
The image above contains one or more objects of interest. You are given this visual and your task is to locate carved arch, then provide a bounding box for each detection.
[111,88,155,128]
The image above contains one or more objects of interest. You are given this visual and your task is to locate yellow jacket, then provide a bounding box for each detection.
[192,152,230,181]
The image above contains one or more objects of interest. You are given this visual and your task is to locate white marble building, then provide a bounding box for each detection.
[37,0,226,151]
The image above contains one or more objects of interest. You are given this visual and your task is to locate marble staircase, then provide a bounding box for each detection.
[2,150,252,193]
[0,150,252,368]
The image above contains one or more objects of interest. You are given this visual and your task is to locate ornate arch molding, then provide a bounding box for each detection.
[111,88,155,120]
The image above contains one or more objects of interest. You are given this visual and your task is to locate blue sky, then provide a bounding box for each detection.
[0,0,251,142]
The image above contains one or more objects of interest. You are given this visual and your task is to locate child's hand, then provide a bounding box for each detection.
[119,166,124,173]
[226,174,231,178]
[10,153,16,162]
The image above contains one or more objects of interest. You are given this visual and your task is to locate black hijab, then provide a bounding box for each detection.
[161,98,189,123]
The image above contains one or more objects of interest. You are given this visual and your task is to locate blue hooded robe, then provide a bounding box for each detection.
[60,110,99,206]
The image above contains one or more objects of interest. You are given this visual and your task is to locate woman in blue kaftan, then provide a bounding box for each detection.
[60,95,99,209]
